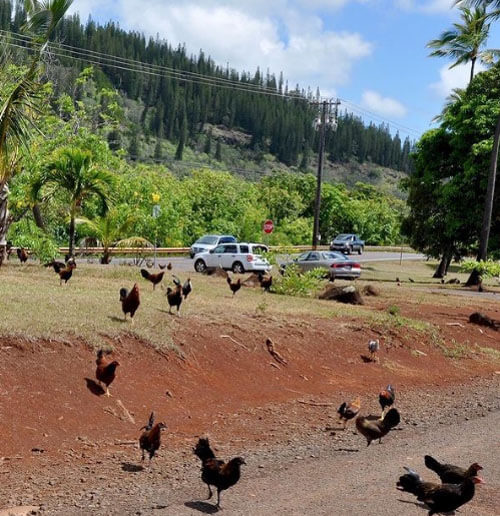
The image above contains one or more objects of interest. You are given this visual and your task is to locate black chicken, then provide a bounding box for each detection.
[227,276,241,296]
[424,455,483,484]
[193,437,245,510]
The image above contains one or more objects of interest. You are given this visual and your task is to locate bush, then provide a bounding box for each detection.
[9,221,59,263]
[273,264,326,297]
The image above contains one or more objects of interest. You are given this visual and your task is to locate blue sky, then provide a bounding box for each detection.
[68,0,500,140]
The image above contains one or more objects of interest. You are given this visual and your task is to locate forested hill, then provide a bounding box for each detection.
[0,0,414,177]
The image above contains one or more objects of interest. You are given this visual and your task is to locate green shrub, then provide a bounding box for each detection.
[9,221,59,263]
[273,264,327,297]
[387,304,400,316]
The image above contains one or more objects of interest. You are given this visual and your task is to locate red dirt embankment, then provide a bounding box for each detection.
[1,299,499,463]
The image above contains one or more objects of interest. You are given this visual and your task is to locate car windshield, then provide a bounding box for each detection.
[196,236,218,245]
[335,234,351,241]
[219,236,236,243]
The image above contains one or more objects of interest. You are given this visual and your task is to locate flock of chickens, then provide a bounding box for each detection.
[13,250,486,513]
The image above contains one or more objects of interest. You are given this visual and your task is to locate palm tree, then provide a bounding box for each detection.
[0,0,73,264]
[75,210,148,264]
[427,6,499,83]
[32,147,116,256]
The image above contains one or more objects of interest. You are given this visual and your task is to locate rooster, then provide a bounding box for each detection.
[120,283,140,323]
[337,398,361,429]
[193,437,246,510]
[140,268,164,290]
[368,339,380,361]
[16,247,28,263]
[139,412,167,462]
[424,455,483,484]
[95,349,119,397]
[258,273,273,292]
[173,275,193,300]
[397,467,484,515]
[159,262,172,270]
[379,384,395,418]
[355,408,400,446]
[227,276,241,296]
[166,284,182,315]
[56,260,76,285]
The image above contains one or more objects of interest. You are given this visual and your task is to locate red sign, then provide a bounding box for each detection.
[263,219,274,234]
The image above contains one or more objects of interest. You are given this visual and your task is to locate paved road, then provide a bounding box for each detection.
[154,410,500,516]
[107,252,425,273]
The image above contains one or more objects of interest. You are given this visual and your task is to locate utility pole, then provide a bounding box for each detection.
[311,98,340,249]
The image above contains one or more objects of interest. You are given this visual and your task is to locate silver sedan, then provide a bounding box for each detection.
[280,251,361,280]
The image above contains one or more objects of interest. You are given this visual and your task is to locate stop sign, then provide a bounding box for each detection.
[263,219,274,234]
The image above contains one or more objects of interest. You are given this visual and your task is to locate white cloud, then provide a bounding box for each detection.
[394,0,454,14]
[360,90,407,118]
[68,1,373,93]
[429,62,485,97]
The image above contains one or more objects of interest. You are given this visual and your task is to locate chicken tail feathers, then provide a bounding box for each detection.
[172,275,181,287]
[337,402,347,416]
[140,269,150,280]
[141,411,155,431]
[382,408,400,430]
[424,455,441,474]
[194,437,216,463]
[397,469,422,494]
[226,276,232,285]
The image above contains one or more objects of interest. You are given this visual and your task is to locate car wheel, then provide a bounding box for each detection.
[232,261,245,274]
[347,246,353,255]
[358,246,363,255]
[194,259,207,273]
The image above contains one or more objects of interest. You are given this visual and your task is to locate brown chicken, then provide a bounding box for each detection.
[140,268,164,289]
[56,260,76,285]
[258,273,273,292]
[424,455,483,484]
[194,437,246,510]
[120,284,140,323]
[397,466,441,500]
[355,407,400,446]
[95,349,119,396]
[379,384,395,418]
[166,284,182,314]
[139,412,167,461]
[46,260,66,273]
[227,276,241,296]
[16,247,28,263]
[337,398,361,429]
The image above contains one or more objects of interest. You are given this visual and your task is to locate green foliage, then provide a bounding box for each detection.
[272,264,326,297]
[9,219,58,263]
[460,259,500,278]
[387,304,400,316]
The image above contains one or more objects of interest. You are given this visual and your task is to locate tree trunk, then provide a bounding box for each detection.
[0,183,10,267]
[466,113,500,286]
[433,252,450,278]
[68,211,76,257]
[32,203,45,230]
[470,58,475,84]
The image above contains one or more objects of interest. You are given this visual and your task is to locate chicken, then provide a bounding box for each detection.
[425,477,484,515]
[193,437,246,510]
[166,284,182,314]
[424,455,483,484]
[95,349,119,396]
[368,339,380,361]
[56,260,76,285]
[45,259,66,273]
[140,268,164,290]
[16,247,28,263]
[173,275,193,299]
[355,407,400,446]
[159,262,172,270]
[397,466,441,500]
[379,384,395,418]
[258,273,273,292]
[409,277,415,283]
[120,283,140,323]
[227,276,241,296]
[337,398,361,429]
[139,412,167,461]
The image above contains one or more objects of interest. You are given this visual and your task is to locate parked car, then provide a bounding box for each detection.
[190,234,237,258]
[194,242,271,274]
[330,234,365,254]
[280,251,361,280]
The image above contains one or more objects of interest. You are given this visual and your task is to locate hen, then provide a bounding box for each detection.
[139,412,167,461]
[166,284,182,314]
[120,283,140,323]
[379,384,395,418]
[173,275,193,299]
[194,437,245,510]
[16,247,28,263]
[337,398,361,429]
[140,268,164,290]
[56,260,76,285]
[95,349,119,396]
[424,455,483,484]
[355,407,400,446]
[227,276,241,296]
[258,273,273,292]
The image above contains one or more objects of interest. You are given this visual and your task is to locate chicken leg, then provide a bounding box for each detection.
[216,489,222,510]
[206,485,213,500]
[105,386,111,397]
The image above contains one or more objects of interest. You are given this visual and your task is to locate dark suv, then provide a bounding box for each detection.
[330,234,365,254]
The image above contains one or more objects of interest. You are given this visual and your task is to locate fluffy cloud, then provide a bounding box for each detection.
[394,0,454,13]
[360,90,407,118]
[69,1,373,92]
[429,62,485,98]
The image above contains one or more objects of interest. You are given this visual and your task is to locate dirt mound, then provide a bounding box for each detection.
[242,273,261,287]
[319,285,364,304]
[469,311,498,330]
[203,267,228,279]
[362,284,380,296]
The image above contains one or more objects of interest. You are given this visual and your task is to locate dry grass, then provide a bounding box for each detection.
[0,259,497,350]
